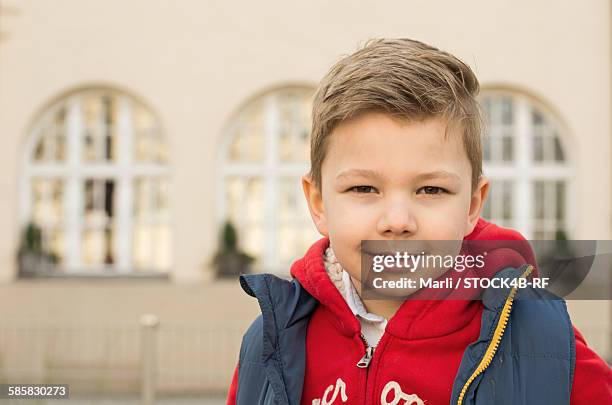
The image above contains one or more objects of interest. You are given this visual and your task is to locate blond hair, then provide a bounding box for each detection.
[309,38,483,193]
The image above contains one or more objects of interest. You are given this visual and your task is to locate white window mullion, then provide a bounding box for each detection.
[65,97,84,272]
[96,97,105,162]
[27,165,170,177]
[115,98,134,273]
[493,180,502,222]
[514,96,533,239]
[264,95,279,273]
[482,165,518,180]
[548,181,557,236]
[492,103,502,162]
[221,162,307,176]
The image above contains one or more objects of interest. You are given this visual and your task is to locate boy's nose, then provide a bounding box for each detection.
[377,204,418,238]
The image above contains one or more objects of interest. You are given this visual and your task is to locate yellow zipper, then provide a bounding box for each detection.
[456,264,535,405]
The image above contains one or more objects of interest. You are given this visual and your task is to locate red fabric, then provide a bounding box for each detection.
[226,364,238,405]
[226,217,612,404]
[572,327,612,404]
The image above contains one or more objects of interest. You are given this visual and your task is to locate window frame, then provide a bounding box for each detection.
[480,89,575,239]
[217,86,319,274]
[20,88,172,277]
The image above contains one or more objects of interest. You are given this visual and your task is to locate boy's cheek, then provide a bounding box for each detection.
[335,206,378,231]
[345,269,362,285]
[328,235,362,271]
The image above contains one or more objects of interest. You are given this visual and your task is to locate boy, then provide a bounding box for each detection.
[226,39,612,404]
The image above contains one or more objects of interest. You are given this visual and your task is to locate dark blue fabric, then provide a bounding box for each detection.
[236,266,575,405]
[449,266,575,405]
[236,274,318,405]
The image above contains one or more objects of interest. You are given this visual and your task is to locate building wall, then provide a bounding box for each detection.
[0,0,609,388]
[0,0,609,283]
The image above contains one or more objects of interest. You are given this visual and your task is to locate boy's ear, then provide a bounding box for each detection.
[465,176,490,236]
[301,174,329,237]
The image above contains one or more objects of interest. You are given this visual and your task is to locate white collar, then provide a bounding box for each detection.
[323,245,386,324]
[341,269,387,324]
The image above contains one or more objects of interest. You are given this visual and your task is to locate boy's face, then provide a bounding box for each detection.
[302,112,489,286]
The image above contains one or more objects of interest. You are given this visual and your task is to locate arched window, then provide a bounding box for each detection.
[480,91,572,239]
[219,87,320,273]
[21,88,172,275]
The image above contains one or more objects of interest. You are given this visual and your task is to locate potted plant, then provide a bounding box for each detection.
[212,220,255,279]
[536,229,594,298]
[17,222,58,276]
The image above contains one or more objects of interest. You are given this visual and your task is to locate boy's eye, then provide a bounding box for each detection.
[417,186,447,195]
[347,185,377,194]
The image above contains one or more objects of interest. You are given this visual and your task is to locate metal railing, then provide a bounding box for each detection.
[0,318,609,403]
[0,317,249,403]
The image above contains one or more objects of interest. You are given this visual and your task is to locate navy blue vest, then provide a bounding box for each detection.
[235,266,575,405]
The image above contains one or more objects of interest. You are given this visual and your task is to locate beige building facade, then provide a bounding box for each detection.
[0,0,609,394]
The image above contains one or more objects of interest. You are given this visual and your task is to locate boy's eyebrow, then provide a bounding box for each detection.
[336,169,386,181]
[413,171,462,182]
[336,169,461,182]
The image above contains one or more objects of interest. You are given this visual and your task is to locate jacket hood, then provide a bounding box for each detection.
[289,217,538,340]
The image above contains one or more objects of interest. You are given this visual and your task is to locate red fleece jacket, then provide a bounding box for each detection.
[227,218,612,404]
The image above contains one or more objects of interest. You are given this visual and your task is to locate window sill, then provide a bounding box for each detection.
[17,270,170,280]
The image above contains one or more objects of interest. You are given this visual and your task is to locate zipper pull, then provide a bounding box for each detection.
[356,346,374,368]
